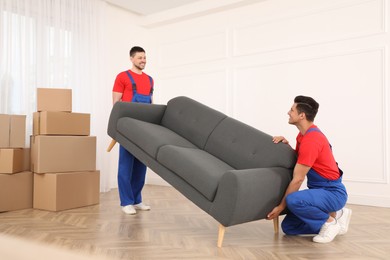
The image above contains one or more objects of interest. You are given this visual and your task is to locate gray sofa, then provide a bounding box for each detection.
[107,96,296,247]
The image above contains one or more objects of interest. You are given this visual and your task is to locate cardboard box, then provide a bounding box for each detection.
[33,111,90,136]
[0,171,33,212]
[0,114,26,148]
[22,148,30,171]
[37,88,72,112]
[0,149,23,174]
[0,115,7,147]
[31,135,96,173]
[33,171,100,211]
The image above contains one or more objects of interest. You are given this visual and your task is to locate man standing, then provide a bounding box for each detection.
[112,46,154,215]
[267,95,352,243]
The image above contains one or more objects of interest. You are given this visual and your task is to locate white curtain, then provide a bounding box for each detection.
[0,0,115,192]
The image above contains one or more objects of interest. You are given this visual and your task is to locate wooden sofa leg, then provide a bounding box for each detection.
[106,139,117,152]
[273,216,279,233]
[217,224,226,248]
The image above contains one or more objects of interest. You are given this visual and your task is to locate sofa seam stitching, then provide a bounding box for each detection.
[202,115,228,150]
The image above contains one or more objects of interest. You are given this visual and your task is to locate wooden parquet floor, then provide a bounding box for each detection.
[1,184,390,260]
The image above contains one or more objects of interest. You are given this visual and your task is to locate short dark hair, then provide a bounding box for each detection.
[294,95,319,122]
[129,46,145,57]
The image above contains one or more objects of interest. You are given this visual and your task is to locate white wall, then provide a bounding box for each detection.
[104,0,390,207]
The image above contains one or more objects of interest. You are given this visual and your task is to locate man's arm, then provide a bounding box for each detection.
[266,163,311,220]
[107,91,124,152]
[113,92,122,105]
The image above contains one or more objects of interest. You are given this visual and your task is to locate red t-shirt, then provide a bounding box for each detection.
[112,70,153,102]
[296,125,340,180]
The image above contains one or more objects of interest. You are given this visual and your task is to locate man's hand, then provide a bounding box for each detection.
[272,136,289,144]
[266,205,284,220]
[266,163,310,221]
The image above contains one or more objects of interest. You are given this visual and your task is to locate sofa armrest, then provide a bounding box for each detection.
[209,167,292,227]
[107,101,167,139]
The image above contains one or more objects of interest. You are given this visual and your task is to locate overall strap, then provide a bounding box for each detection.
[305,127,321,135]
[305,127,332,149]
[125,71,137,96]
[148,75,154,95]
[126,71,154,96]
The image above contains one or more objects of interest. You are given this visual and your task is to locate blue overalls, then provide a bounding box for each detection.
[118,71,153,207]
[281,128,348,235]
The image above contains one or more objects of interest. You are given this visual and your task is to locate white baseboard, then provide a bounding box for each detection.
[146,170,390,208]
[145,170,170,186]
[347,194,390,208]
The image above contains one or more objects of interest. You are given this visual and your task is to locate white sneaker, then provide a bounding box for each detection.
[134,203,151,211]
[337,208,352,235]
[313,221,341,243]
[121,205,136,215]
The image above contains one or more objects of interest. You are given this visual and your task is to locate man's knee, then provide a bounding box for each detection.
[285,192,303,209]
[281,222,293,235]
[281,218,299,235]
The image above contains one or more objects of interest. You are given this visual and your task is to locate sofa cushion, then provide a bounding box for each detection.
[157,145,234,201]
[204,117,297,170]
[161,96,227,149]
[117,117,196,158]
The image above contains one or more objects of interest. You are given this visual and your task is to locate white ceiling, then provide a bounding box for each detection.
[104,0,265,28]
[104,0,203,15]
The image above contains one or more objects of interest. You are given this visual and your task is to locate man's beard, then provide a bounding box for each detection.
[134,63,145,71]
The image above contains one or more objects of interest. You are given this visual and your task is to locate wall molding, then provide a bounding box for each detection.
[158,66,227,80]
[147,0,390,207]
[158,30,228,68]
[233,47,385,84]
[232,46,388,184]
[232,0,385,57]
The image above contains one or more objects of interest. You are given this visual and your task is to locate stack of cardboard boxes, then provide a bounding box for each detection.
[0,114,32,212]
[32,88,100,211]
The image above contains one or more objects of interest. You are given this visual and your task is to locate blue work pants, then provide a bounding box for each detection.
[281,169,348,235]
[118,145,147,206]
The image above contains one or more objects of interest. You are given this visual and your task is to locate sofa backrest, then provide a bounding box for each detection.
[161,96,227,149]
[204,117,296,170]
